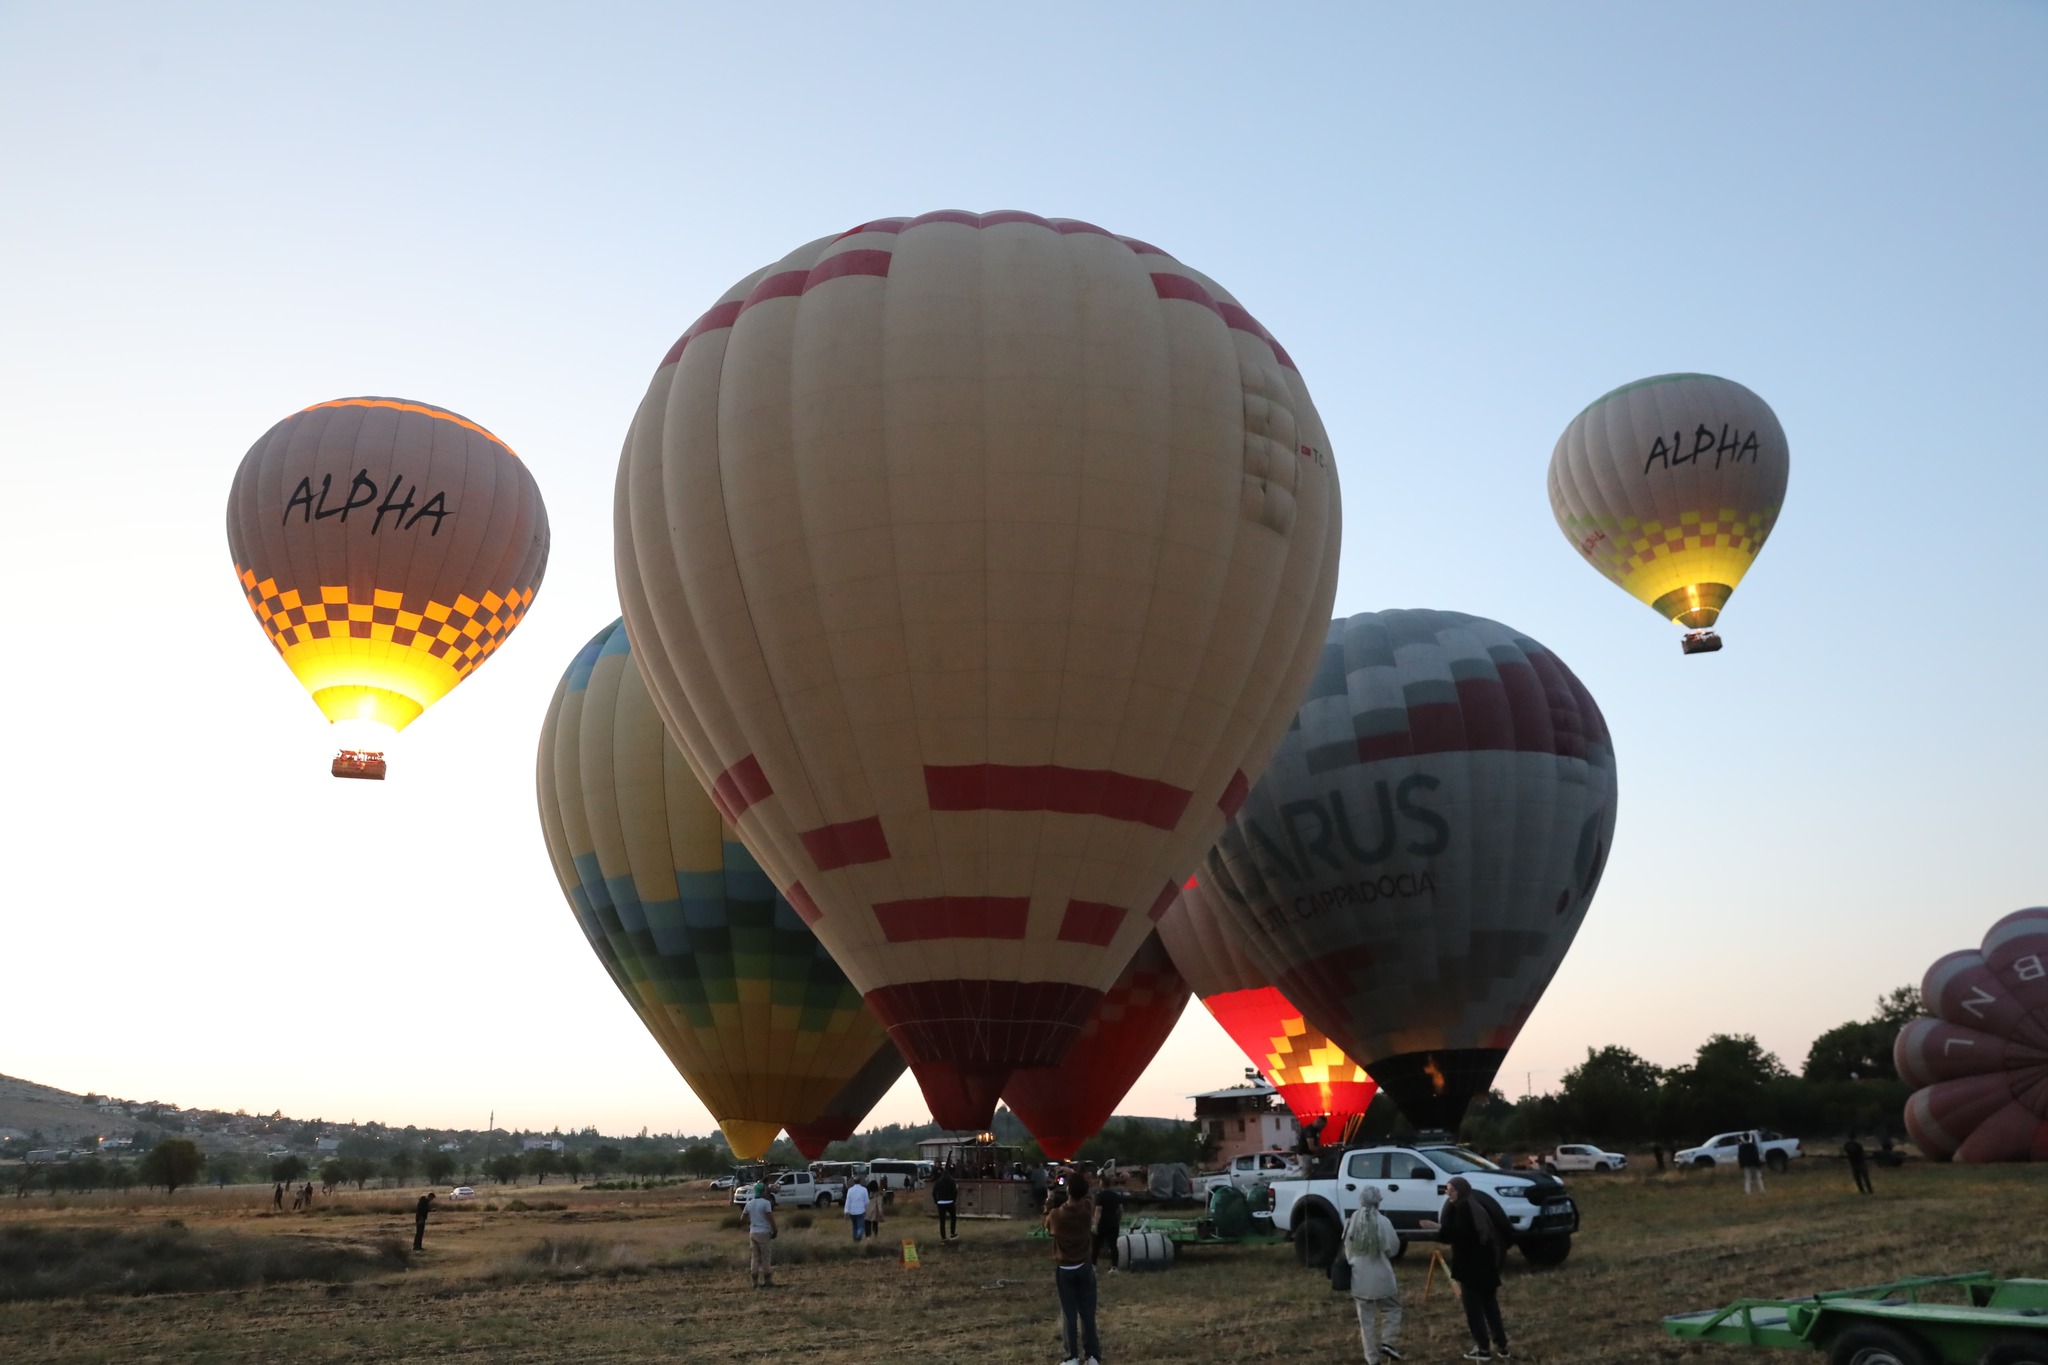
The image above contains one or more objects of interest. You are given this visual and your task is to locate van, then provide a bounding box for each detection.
[869,1159,921,1190]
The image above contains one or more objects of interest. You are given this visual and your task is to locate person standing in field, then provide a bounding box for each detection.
[1045,1170,1101,1365]
[864,1179,882,1240]
[1441,1177,1510,1361]
[1651,1142,1666,1173]
[412,1191,436,1252]
[843,1174,870,1241]
[933,1166,959,1241]
[745,1181,778,1288]
[1092,1183,1125,1270]
[1342,1185,1404,1364]
[273,1181,285,1211]
[1737,1135,1766,1195]
[1843,1137,1873,1195]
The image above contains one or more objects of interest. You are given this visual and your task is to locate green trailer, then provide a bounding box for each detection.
[1663,1272,2048,1365]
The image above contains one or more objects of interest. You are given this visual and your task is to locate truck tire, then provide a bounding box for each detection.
[1594,1161,1611,1172]
[1766,1150,1789,1173]
[1294,1211,1340,1270]
[1519,1234,1571,1267]
[1694,1156,1717,1170]
[1827,1324,1937,1365]
[1978,1339,2048,1365]
[817,1194,833,1208]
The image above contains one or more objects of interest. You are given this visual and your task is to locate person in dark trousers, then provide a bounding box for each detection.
[1092,1184,1125,1269]
[413,1191,436,1251]
[1440,1177,1510,1361]
[1046,1170,1101,1365]
[1651,1142,1666,1173]
[1028,1163,1050,1214]
[1844,1137,1873,1194]
[273,1182,285,1211]
[1737,1136,1766,1195]
[932,1167,959,1241]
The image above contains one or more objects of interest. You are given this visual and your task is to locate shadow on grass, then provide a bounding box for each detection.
[0,1222,409,1300]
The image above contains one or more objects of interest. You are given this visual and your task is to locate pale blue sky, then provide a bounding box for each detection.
[2,3,2042,1134]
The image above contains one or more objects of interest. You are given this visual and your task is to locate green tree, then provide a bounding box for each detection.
[486,1153,524,1185]
[388,1147,418,1186]
[139,1138,204,1194]
[590,1144,623,1175]
[270,1154,309,1184]
[525,1148,561,1184]
[1803,985,1922,1083]
[679,1143,721,1176]
[1661,1034,1787,1137]
[319,1159,347,1192]
[1556,1046,1665,1143]
[424,1150,457,1186]
[559,1151,585,1184]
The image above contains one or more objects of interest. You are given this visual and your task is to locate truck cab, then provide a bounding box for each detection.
[1270,1144,1580,1269]
[1196,1149,1303,1196]
[773,1170,839,1207]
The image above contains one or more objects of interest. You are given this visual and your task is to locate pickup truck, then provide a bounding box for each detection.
[1538,1144,1628,1174]
[1675,1130,1802,1173]
[1269,1144,1580,1269]
[769,1170,841,1207]
[1194,1150,1304,1196]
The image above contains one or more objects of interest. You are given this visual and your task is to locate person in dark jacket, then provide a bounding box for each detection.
[1092,1185,1124,1269]
[1440,1177,1510,1361]
[1843,1137,1873,1194]
[413,1191,436,1251]
[1046,1171,1101,1365]
[932,1167,959,1241]
[1737,1136,1766,1195]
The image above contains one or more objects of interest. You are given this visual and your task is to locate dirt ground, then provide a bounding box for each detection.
[2,1159,2044,1363]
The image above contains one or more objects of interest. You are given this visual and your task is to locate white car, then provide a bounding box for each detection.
[1543,1144,1628,1174]
[1675,1130,1802,1172]
[448,1186,477,1201]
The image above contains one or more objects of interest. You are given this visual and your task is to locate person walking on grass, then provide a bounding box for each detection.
[843,1175,870,1241]
[1441,1177,1511,1361]
[864,1179,882,1240]
[274,1181,285,1211]
[1342,1186,1404,1363]
[1844,1137,1873,1195]
[745,1181,778,1288]
[1045,1170,1101,1365]
[413,1191,436,1252]
[1737,1135,1766,1195]
[933,1166,959,1241]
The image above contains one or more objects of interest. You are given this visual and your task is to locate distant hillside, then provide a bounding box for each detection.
[0,1074,105,1143]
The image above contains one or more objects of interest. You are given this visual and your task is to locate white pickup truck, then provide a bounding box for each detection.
[1538,1144,1628,1174]
[1269,1143,1580,1268]
[1194,1150,1304,1196]
[770,1169,842,1207]
[1674,1130,1802,1173]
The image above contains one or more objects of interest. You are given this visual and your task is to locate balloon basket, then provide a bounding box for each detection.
[331,750,387,780]
[1680,631,1723,655]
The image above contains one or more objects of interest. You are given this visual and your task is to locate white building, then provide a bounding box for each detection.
[520,1138,565,1152]
[1190,1082,1299,1166]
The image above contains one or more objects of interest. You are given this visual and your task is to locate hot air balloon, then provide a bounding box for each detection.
[614,211,1342,1129]
[1548,373,1787,654]
[1157,882,1378,1144]
[1193,610,1618,1132]
[1896,907,2048,1163]
[227,397,549,775]
[537,619,903,1161]
[1002,933,1191,1160]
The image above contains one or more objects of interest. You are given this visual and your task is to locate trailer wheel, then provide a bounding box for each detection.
[1978,1338,2048,1365]
[1827,1324,1937,1365]
[1294,1211,1340,1270]
[1766,1150,1790,1173]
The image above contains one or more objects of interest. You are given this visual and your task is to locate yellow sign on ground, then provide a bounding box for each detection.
[901,1239,920,1269]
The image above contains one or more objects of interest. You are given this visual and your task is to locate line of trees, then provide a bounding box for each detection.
[1445,987,1922,1153]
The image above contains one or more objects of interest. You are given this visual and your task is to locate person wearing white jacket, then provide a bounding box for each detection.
[842,1179,871,1241]
[1342,1186,1404,1363]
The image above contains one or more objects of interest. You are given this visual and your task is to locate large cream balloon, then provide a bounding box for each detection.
[615,211,1342,1128]
[1549,373,1788,644]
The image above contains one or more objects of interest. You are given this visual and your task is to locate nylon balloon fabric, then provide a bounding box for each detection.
[1157,885,1377,1140]
[1896,907,2048,1162]
[614,211,1342,1128]
[1194,610,1619,1131]
[536,619,902,1161]
[227,397,548,733]
[1002,933,1191,1159]
[1548,373,1788,634]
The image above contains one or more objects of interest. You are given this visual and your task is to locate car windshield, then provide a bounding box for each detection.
[1422,1147,1499,1173]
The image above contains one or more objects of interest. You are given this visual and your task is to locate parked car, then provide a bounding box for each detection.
[1269,1143,1579,1269]
[708,1175,736,1190]
[448,1186,476,1201]
[1540,1144,1629,1174]
[1194,1150,1304,1196]
[1675,1130,1802,1172]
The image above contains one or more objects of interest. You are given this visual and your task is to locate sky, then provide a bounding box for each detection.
[2,2,2043,1137]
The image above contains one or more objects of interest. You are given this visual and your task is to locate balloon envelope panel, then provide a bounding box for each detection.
[1548,373,1787,630]
[1195,610,1619,1130]
[614,211,1342,1128]
[1003,933,1191,1160]
[536,619,900,1160]
[227,397,548,731]
[1897,907,2048,1162]
[1157,887,1377,1136]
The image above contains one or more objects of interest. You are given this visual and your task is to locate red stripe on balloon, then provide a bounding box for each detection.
[1150,271,1224,317]
[874,896,1030,943]
[1146,881,1179,922]
[709,755,773,822]
[804,249,893,291]
[659,299,745,366]
[785,881,823,926]
[924,763,1193,831]
[1218,769,1250,819]
[1150,275,1298,371]
[739,269,810,315]
[1057,900,1126,946]
[799,816,891,871]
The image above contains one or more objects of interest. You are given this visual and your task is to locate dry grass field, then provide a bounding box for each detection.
[2,1160,2044,1363]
